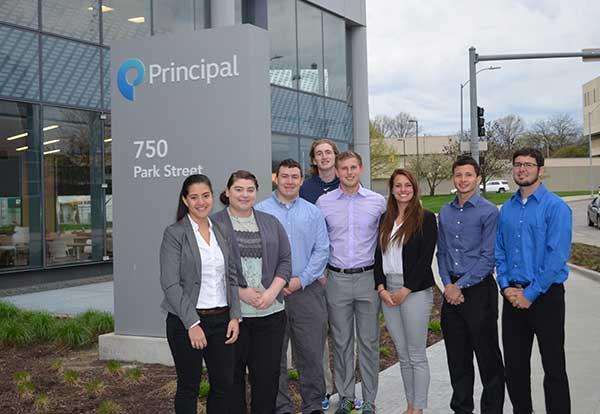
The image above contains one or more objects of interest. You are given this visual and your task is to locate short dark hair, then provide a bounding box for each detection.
[452,155,481,176]
[276,159,303,177]
[512,147,544,167]
[219,170,259,205]
[336,150,362,168]
[177,174,213,221]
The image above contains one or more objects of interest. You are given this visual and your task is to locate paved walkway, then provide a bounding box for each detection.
[2,268,599,413]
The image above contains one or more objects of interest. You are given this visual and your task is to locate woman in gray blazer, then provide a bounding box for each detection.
[212,170,291,414]
[160,174,241,414]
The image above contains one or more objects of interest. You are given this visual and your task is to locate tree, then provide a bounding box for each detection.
[372,112,417,138]
[522,114,580,157]
[491,114,525,156]
[370,121,400,179]
[551,143,589,158]
[407,153,453,196]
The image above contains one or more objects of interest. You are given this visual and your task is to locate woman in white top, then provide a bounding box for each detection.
[374,168,438,414]
[160,174,241,414]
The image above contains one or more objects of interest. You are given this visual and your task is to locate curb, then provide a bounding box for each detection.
[568,262,600,283]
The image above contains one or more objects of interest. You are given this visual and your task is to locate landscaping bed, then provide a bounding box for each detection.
[0,288,443,414]
[570,242,600,273]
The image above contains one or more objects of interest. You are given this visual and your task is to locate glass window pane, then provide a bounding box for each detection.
[323,12,347,101]
[103,116,112,258]
[0,26,40,101]
[42,36,102,109]
[42,0,100,43]
[102,0,151,44]
[153,0,194,35]
[0,100,42,271]
[297,2,323,95]
[43,106,98,266]
[271,86,299,135]
[0,1,38,29]
[323,98,352,141]
[298,92,324,137]
[272,134,299,188]
[267,0,297,88]
[102,48,111,110]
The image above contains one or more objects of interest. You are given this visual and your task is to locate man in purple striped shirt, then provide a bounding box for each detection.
[316,151,386,414]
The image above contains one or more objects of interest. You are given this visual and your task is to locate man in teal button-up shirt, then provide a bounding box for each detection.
[496,147,572,414]
[256,159,330,414]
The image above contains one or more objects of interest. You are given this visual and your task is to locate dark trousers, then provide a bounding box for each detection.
[229,310,286,414]
[166,312,235,414]
[441,275,505,414]
[502,283,570,414]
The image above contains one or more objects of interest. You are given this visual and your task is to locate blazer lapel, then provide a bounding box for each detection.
[213,224,229,277]
[182,219,203,280]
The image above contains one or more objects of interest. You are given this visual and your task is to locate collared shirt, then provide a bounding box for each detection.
[255,192,329,288]
[299,175,340,204]
[437,194,498,289]
[495,183,572,302]
[382,221,404,275]
[316,186,386,269]
[187,215,227,309]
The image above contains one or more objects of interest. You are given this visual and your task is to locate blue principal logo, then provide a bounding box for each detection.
[117,59,145,101]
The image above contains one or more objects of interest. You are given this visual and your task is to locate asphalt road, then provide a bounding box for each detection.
[568,198,600,247]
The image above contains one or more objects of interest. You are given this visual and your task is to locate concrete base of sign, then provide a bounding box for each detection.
[99,332,174,366]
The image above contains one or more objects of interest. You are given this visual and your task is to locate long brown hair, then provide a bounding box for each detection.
[379,169,424,253]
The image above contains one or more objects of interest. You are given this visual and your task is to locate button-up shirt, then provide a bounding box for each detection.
[437,194,498,289]
[495,183,572,302]
[188,215,227,309]
[316,186,386,269]
[256,192,329,288]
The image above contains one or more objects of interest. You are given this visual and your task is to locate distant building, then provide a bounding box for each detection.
[384,135,459,167]
[583,75,600,157]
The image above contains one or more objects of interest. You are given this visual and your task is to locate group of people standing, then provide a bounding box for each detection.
[159,138,572,414]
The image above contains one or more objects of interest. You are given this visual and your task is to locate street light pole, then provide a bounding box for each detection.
[460,66,501,139]
[409,119,419,171]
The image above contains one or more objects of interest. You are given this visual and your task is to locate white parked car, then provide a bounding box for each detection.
[450,180,510,194]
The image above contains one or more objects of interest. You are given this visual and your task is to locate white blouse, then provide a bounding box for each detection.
[188,215,227,309]
[382,221,404,275]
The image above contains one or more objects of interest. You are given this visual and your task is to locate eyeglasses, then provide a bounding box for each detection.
[513,162,538,169]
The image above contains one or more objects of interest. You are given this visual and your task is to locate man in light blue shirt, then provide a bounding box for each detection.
[496,147,571,414]
[256,159,330,414]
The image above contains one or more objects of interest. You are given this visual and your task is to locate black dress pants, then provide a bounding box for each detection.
[166,312,235,414]
[502,283,570,414]
[441,275,505,414]
[229,310,286,414]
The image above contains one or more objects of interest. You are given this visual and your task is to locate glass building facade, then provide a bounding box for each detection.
[0,0,354,275]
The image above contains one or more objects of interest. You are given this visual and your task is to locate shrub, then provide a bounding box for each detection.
[26,311,57,343]
[16,381,35,400]
[96,401,122,414]
[428,319,442,333]
[0,300,21,320]
[379,346,391,358]
[287,368,299,381]
[125,367,143,383]
[85,378,106,396]
[54,319,92,348]
[105,360,122,375]
[76,310,114,338]
[199,379,210,399]
[0,318,32,346]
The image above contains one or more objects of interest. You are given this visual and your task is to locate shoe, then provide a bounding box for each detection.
[353,398,364,410]
[321,393,331,410]
[361,401,377,414]
[334,398,354,414]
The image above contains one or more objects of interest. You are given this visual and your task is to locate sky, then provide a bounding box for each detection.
[366,0,600,136]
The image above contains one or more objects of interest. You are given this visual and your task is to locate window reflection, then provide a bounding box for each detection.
[297,1,323,95]
[0,0,38,29]
[102,0,150,44]
[323,12,347,101]
[0,26,40,101]
[0,100,41,270]
[42,0,99,43]
[43,106,99,265]
[268,0,297,89]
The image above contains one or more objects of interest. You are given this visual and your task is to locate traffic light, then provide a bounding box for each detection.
[477,106,485,136]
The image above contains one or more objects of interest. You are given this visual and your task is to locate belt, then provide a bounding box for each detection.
[196,306,229,316]
[508,281,530,289]
[327,264,374,274]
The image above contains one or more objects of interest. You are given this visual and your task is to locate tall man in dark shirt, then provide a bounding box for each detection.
[496,148,571,414]
[437,156,504,414]
[299,138,340,204]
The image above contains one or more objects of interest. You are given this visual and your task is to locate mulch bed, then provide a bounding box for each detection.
[0,288,443,414]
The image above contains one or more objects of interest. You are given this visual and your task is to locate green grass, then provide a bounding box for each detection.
[63,369,80,384]
[33,393,51,412]
[105,360,122,375]
[0,302,114,349]
[421,190,589,213]
[570,243,600,273]
[14,371,31,384]
[125,367,143,383]
[96,400,122,414]
[379,346,391,358]
[85,378,105,395]
[428,319,442,333]
[16,380,35,400]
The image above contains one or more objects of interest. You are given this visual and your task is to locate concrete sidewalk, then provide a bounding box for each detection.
[2,268,599,413]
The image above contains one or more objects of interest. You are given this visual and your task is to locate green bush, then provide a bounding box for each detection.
[125,367,143,383]
[63,369,80,384]
[105,360,122,375]
[199,379,210,399]
[379,346,391,358]
[24,311,57,343]
[0,300,20,320]
[85,378,105,395]
[33,393,51,412]
[55,319,92,348]
[287,368,299,381]
[428,319,441,333]
[0,318,32,346]
[16,381,35,400]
